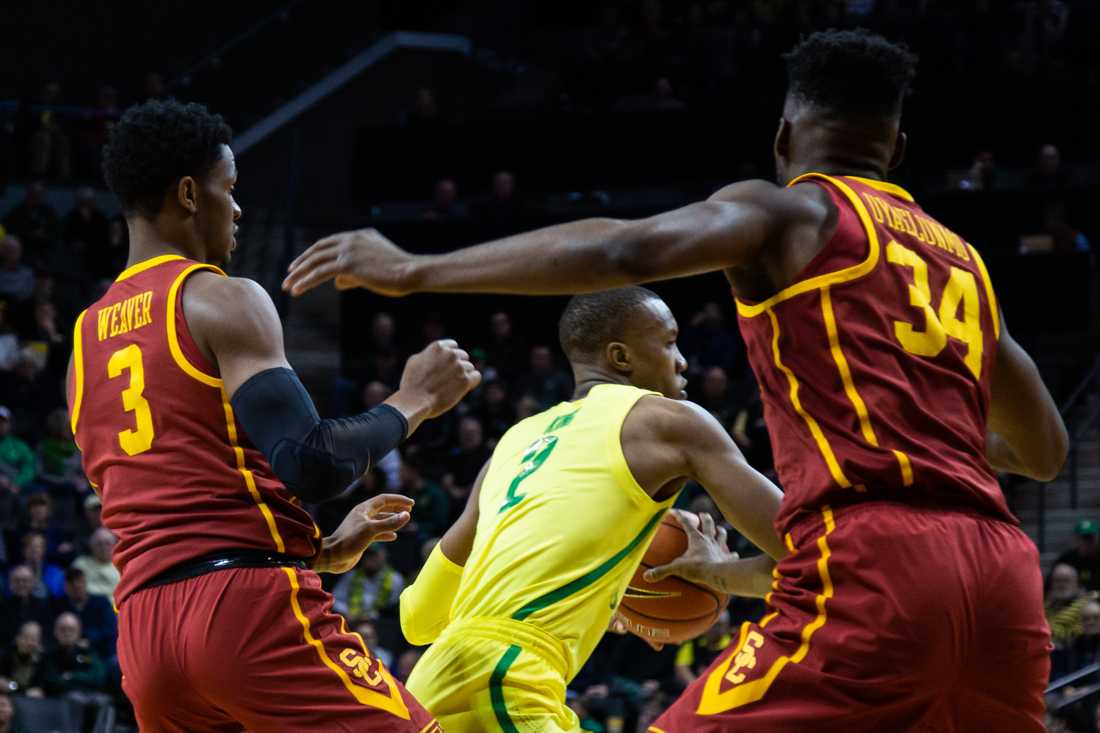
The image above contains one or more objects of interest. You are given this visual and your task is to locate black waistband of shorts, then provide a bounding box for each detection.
[138,549,310,591]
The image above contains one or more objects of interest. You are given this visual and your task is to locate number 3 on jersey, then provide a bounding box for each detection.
[886,240,983,379]
[107,344,155,456]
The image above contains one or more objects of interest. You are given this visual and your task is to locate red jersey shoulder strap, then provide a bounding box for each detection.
[735,172,881,319]
[165,260,227,388]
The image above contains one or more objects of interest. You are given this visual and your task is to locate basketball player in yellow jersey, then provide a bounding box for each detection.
[399,286,787,732]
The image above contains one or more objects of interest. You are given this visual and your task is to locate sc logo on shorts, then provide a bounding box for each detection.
[339,648,384,686]
[725,631,765,685]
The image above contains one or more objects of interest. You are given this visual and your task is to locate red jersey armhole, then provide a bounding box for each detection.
[173,269,221,379]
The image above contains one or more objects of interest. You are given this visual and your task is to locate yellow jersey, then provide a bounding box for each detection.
[449,383,679,680]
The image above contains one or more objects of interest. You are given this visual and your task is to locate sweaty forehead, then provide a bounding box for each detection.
[211,144,237,180]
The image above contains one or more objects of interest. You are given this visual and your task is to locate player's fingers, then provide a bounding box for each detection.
[284,245,339,287]
[698,512,716,540]
[285,258,344,296]
[367,494,415,514]
[288,236,338,271]
[716,525,728,546]
[367,511,410,534]
[371,531,398,543]
[643,561,683,583]
[464,368,483,390]
[434,339,460,350]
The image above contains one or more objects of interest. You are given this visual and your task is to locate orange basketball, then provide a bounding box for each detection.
[618,512,729,645]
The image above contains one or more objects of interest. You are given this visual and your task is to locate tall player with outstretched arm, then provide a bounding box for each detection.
[285,30,1068,731]
[70,100,479,731]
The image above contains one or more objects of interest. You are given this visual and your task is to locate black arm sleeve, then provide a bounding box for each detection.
[230,367,408,503]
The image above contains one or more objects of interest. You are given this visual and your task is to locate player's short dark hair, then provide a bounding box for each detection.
[102,99,233,217]
[558,286,662,363]
[784,29,917,117]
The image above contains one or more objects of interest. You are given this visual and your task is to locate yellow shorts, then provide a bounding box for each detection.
[406,618,579,733]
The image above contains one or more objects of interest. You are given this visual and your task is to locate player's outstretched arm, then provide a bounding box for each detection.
[184,273,481,503]
[985,315,1068,481]
[400,461,488,645]
[282,180,829,297]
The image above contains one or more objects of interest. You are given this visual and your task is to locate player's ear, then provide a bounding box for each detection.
[773,118,791,168]
[888,131,907,171]
[606,342,632,374]
[176,176,199,215]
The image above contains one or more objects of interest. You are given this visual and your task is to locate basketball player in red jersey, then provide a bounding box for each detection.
[69,99,479,731]
[285,29,1070,730]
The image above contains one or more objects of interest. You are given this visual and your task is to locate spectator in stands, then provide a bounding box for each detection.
[517,345,572,409]
[476,380,515,445]
[422,178,466,220]
[0,692,16,733]
[680,303,743,381]
[4,183,60,266]
[0,303,18,372]
[62,188,109,274]
[394,648,422,683]
[363,312,403,388]
[731,387,773,472]
[442,416,491,513]
[28,83,72,181]
[1028,143,1073,191]
[403,87,439,128]
[955,150,998,192]
[398,455,450,541]
[1052,600,1100,679]
[15,494,69,564]
[0,621,44,696]
[359,382,401,489]
[331,545,405,621]
[476,170,525,222]
[50,569,116,660]
[71,529,119,600]
[699,366,737,429]
[0,238,34,305]
[19,534,63,599]
[37,408,85,498]
[516,395,541,421]
[41,613,109,728]
[1047,563,1097,646]
[0,407,35,495]
[70,495,101,559]
[353,620,393,669]
[674,610,732,688]
[1057,520,1100,591]
[486,311,525,382]
[0,566,50,646]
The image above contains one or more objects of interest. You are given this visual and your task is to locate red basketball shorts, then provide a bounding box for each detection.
[117,566,439,732]
[649,501,1051,733]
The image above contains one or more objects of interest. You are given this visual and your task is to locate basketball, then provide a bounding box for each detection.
[618,512,729,645]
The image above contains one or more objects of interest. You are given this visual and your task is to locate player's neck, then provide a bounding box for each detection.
[785,156,887,183]
[571,367,631,400]
[125,215,205,268]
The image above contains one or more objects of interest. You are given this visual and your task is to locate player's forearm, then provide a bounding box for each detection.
[700,455,787,561]
[406,203,750,295]
[704,554,775,599]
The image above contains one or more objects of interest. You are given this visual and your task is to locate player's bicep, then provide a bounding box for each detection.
[987,317,1067,480]
[187,275,291,398]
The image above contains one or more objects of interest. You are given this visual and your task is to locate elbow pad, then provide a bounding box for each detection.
[399,543,464,646]
[231,368,407,503]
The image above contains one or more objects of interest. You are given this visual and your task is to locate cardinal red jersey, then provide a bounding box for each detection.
[736,174,1010,536]
[68,255,320,605]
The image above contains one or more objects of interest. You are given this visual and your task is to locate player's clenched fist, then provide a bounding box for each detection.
[401,339,482,420]
[283,228,413,297]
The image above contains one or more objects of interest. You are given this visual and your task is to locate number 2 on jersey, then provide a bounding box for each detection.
[107,344,155,456]
[498,410,577,513]
[886,240,983,379]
